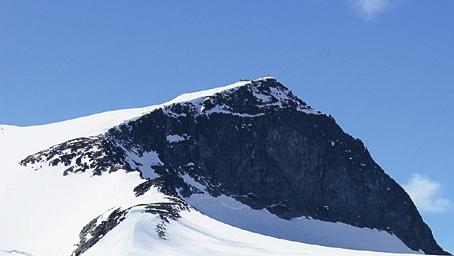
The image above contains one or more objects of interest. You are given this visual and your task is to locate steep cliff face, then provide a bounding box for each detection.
[107,78,446,255]
[21,77,448,255]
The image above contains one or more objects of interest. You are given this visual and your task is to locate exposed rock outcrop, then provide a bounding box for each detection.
[22,77,449,255]
[108,78,447,255]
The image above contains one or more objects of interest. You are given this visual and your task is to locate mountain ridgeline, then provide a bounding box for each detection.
[21,77,448,255]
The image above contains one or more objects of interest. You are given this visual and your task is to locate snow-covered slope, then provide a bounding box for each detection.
[0,78,440,255]
[184,194,415,253]
[82,206,421,256]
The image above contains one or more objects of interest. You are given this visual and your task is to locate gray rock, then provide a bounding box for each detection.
[22,78,449,255]
[109,78,448,255]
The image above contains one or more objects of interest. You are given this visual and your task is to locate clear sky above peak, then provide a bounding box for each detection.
[1,0,453,252]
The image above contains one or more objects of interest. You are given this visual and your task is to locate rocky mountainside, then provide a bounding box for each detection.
[20,77,448,255]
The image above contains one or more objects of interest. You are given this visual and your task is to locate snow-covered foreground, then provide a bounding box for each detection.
[82,206,422,256]
[0,80,428,256]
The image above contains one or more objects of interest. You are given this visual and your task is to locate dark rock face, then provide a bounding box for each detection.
[107,78,448,255]
[20,136,133,176]
[21,78,448,255]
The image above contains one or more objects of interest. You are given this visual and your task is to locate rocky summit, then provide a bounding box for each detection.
[21,77,449,255]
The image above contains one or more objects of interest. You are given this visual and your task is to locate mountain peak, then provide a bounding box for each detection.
[159,77,318,120]
[12,78,449,255]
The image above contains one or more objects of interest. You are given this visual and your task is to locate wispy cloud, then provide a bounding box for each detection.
[347,0,401,20]
[403,173,453,213]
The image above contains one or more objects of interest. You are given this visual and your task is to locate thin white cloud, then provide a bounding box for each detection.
[403,173,453,213]
[347,0,401,20]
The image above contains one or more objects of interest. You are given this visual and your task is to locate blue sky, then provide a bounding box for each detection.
[1,0,453,252]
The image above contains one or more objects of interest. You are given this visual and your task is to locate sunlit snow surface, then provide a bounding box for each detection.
[82,208,422,256]
[185,194,417,254]
[0,79,424,255]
